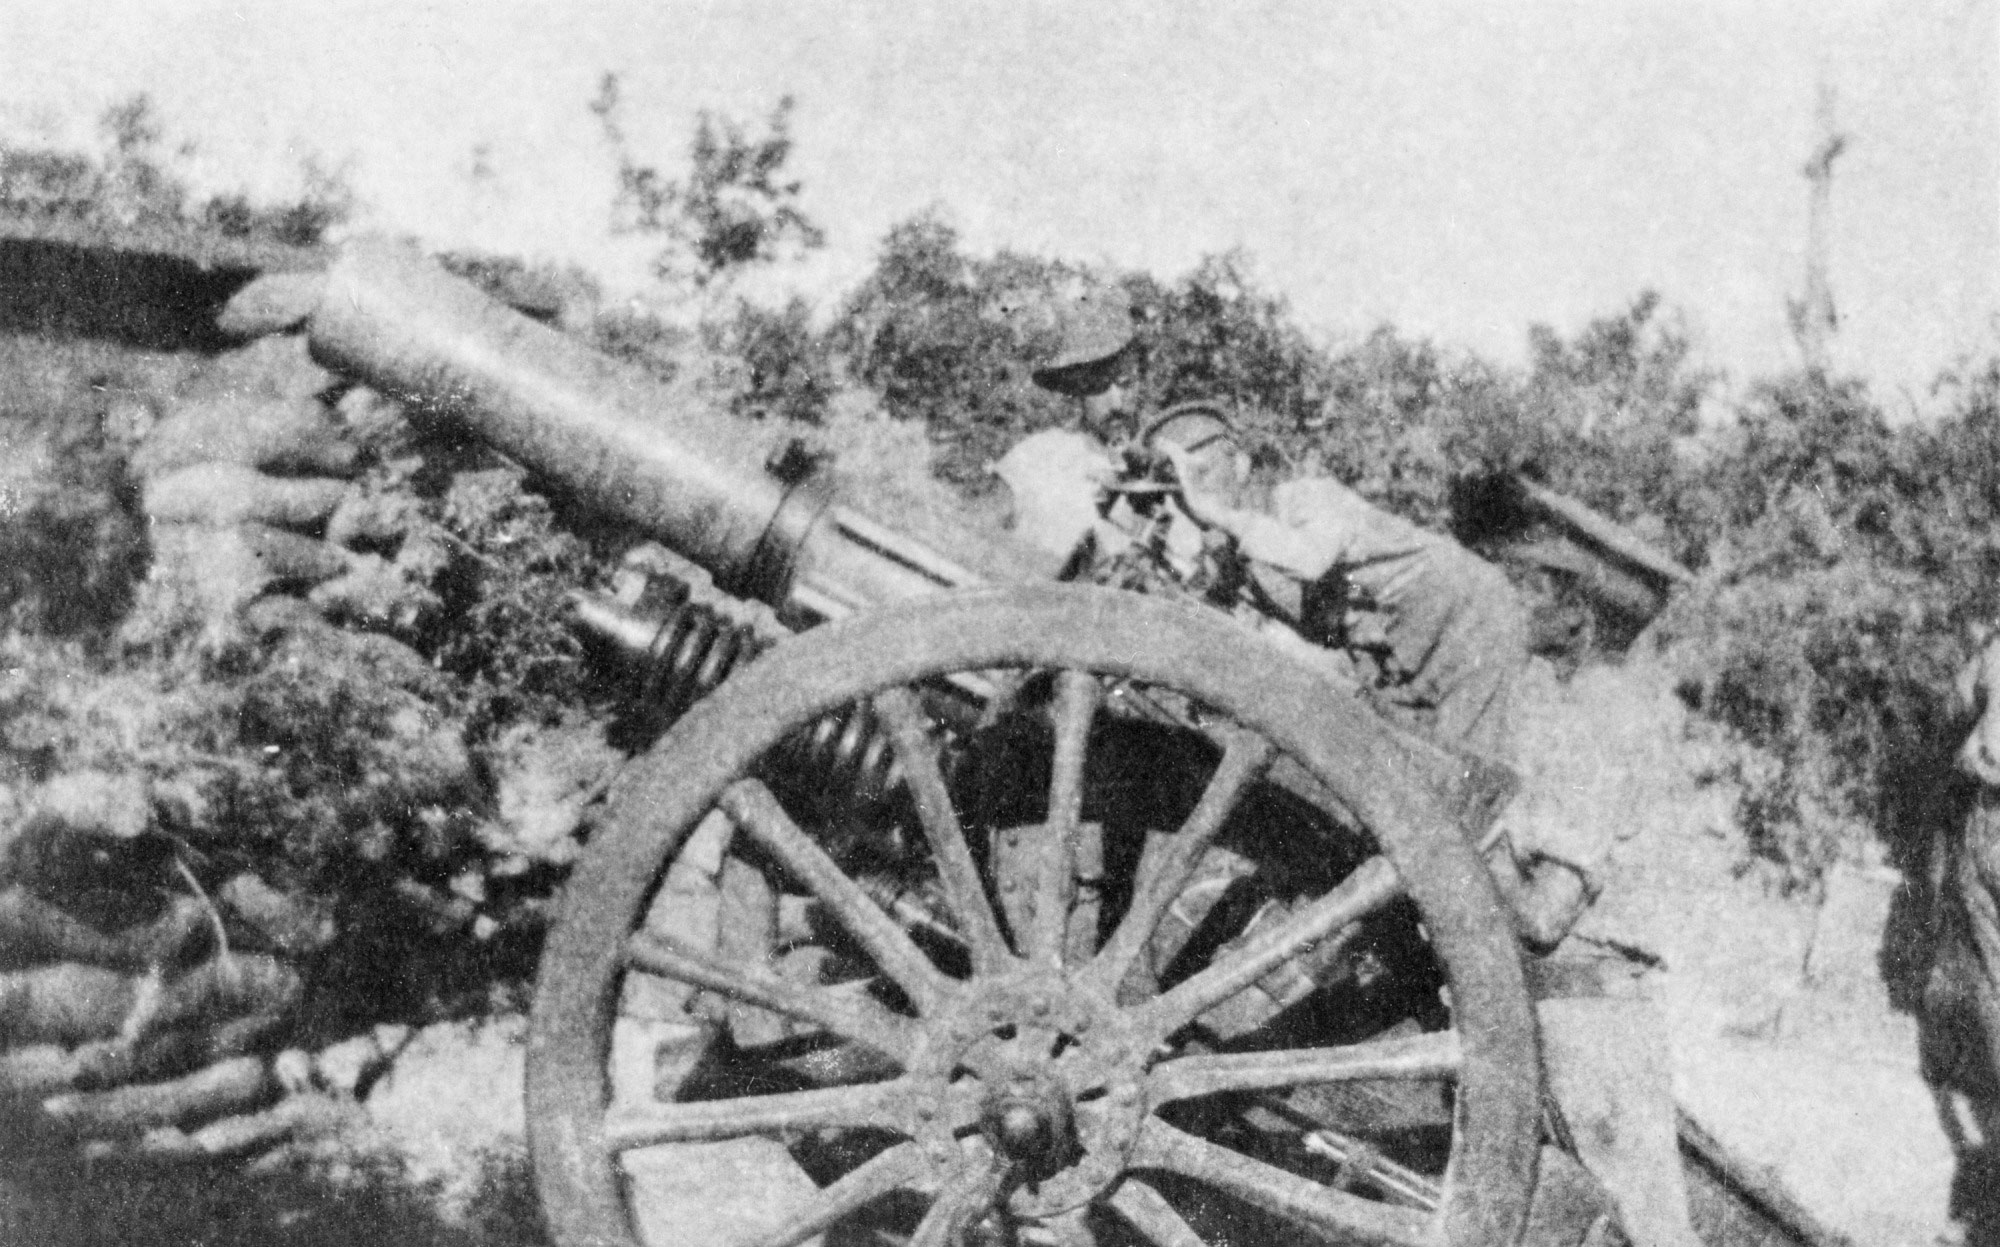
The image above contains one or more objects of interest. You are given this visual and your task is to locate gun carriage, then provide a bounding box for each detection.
[250,240,1700,1247]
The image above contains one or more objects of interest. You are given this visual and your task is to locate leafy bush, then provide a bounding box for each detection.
[427,461,603,736]
[1654,368,2000,888]
[1312,330,1504,530]
[590,77,824,291]
[704,296,834,424]
[0,94,354,246]
[1663,554,1964,889]
[831,212,1078,483]
[199,157,356,247]
[1122,252,1330,435]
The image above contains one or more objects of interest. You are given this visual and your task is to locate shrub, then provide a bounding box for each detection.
[1655,367,2000,887]
[198,157,356,247]
[0,94,355,246]
[1500,294,1717,562]
[590,77,824,291]
[1123,252,1330,437]
[1662,553,1964,889]
[831,212,1077,484]
[427,462,602,736]
[705,296,834,424]
[1312,329,1508,530]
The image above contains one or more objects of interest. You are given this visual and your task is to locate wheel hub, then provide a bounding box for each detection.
[909,970,1150,1218]
[982,1073,1072,1165]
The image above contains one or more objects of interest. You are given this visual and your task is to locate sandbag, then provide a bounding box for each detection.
[41,1054,271,1136]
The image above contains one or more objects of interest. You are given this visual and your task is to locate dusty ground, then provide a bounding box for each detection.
[1596,814,1956,1247]
[1521,653,1959,1247]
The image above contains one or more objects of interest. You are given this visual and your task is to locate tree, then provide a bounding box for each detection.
[0,93,353,245]
[831,211,1081,483]
[97,94,188,226]
[1124,253,1322,422]
[590,75,825,291]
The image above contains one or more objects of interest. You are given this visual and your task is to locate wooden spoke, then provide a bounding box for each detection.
[1130,1117,1433,1247]
[1048,669,1100,833]
[732,1140,933,1247]
[909,1151,1007,1247]
[997,819,1074,967]
[1019,670,1099,965]
[624,931,918,1064]
[1108,1178,1210,1247]
[605,1080,915,1152]
[1146,1031,1460,1105]
[719,780,955,1015]
[873,687,1013,974]
[1088,727,1277,991]
[1038,1207,1100,1247]
[1065,815,1107,969]
[1135,856,1402,1041]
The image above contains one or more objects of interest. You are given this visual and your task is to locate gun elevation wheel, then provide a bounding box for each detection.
[529,584,1540,1247]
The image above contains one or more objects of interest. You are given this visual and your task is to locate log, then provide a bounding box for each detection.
[115,1013,289,1089]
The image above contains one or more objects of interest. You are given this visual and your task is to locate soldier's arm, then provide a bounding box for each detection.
[1176,475,1360,581]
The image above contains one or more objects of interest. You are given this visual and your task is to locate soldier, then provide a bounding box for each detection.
[1003,288,1703,1247]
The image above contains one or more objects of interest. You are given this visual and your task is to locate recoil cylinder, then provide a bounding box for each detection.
[573,586,901,807]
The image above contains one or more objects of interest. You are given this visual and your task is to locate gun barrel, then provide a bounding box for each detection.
[303,239,1031,621]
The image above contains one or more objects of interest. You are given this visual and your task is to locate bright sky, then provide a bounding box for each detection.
[2,0,1995,405]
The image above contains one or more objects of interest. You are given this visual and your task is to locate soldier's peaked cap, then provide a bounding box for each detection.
[1032,288,1136,388]
[1144,404,1238,456]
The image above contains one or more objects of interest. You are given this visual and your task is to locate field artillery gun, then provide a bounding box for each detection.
[246,239,1828,1247]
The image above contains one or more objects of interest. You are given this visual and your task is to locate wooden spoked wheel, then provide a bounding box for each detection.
[529,585,1540,1247]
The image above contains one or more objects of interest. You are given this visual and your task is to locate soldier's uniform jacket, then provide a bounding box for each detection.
[1224,476,1617,884]
[995,432,1604,882]
[1223,476,1529,762]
